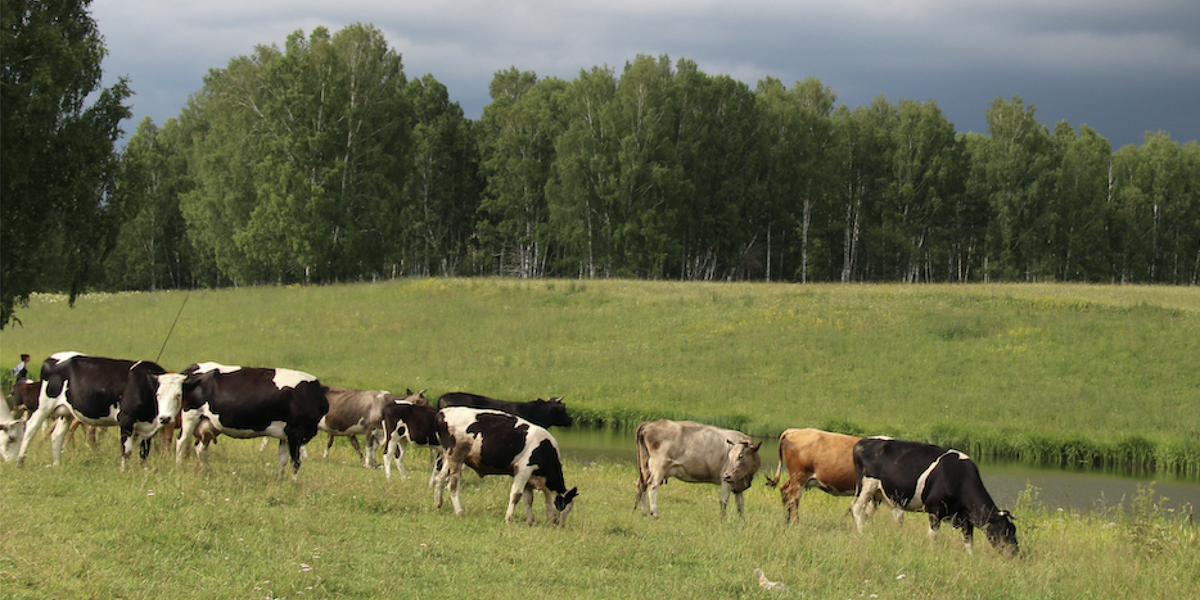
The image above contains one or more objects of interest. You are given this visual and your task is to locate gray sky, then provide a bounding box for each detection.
[92,0,1200,149]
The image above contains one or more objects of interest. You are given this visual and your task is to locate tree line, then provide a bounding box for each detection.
[6,17,1199,327]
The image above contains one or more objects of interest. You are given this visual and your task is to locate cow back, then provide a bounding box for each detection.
[437,392,572,428]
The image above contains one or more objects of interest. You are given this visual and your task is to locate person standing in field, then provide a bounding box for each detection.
[11,354,29,379]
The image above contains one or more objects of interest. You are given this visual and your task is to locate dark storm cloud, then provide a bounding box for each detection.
[91,0,1199,147]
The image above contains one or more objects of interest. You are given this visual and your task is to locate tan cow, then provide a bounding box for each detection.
[765,428,862,523]
[634,419,762,518]
[318,386,397,468]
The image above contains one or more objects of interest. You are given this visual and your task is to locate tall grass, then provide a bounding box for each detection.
[2,279,1199,474]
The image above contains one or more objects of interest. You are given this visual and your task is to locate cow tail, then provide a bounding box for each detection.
[764,440,784,488]
[634,422,651,491]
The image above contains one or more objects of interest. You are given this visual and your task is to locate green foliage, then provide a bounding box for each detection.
[180,24,411,285]
[0,0,133,327]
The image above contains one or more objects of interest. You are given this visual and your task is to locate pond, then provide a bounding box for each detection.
[551,427,1200,515]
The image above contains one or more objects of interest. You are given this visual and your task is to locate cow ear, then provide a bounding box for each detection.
[406,388,414,395]
[750,442,762,452]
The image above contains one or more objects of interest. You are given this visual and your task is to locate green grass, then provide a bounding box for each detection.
[3,279,1199,473]
[1,440,1196,599]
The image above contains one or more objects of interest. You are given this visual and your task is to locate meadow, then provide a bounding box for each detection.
[2,278,1199,472]
[1,280,1198,599]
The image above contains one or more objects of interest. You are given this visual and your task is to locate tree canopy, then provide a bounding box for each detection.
[7,20,1199,327]
[1,0,132,328]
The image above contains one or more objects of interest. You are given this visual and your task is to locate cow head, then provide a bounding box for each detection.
[405,389,430,406]
[154,373,187,427]
[552,487,579,525]
[985,510,1019,557]
[0,419,26,462]
[536,396,573,427]
[723,439,763,493]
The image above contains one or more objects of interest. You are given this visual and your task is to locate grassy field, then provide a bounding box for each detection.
[1,441,1196,599]
[1,280,1198,599]
[2,279,1199,472]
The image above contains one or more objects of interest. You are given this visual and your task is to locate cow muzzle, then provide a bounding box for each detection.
[159,416,174,425]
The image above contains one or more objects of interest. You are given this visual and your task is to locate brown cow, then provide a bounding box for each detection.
[634,419,762,518]
[765,428,862,523]
[318,386,394,468]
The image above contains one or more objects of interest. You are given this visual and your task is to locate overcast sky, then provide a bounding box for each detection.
[92,0,1199,149]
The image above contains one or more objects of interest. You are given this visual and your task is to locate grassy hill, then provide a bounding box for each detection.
[3,278,1199,474]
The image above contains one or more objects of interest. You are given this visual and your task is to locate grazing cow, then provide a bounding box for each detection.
[634,419,762,518]
[175,362,329,479]
[434,406,578,524]
[381,389,439,481]
[15,352,185,470]
[0,379,34,462]
[437,392,573,428]
[7,377,40,418]
[318,386,395,468]
[765,428,863,523]
[851,437,1018,556]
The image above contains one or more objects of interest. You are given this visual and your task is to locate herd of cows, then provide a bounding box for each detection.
[1,351,1018,556]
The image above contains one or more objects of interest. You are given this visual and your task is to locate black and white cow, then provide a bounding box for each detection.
[634,419,762,519]
[318,386,393,468]
[175,362,329,479]
[851,437,1018,556]
[434,406,578,524]
[437,392,573,428]
[381,389,439,481]
[14,352,185,470]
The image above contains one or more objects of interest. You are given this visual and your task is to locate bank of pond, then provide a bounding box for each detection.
[552,427,1200,516]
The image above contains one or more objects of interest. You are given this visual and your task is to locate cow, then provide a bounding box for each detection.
[14,352,185,470]
[764,428,863,523]
[433,406,578,525]
[175,362,329,480]
[7,377,40,419]
[634,419,762,518]
[317,386,395,468]
[0,379,33,462]
[381,389,439,481]
[437,392,573,428]
[851,437,1018,557]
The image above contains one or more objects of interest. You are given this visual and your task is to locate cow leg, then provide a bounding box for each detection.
[718,481,732,518]
[442,459,465,518]
[927,514,943,545]
[505,477,529,524]
[851,477,883,533]
[365,429,383,468]
[322,433,335,458]
[15,408,49,467]
[734,490,747,516]
[139,437,153,462]
[951,514,974,554]
[634,470,649,514]
[120,431,135,472]
[781,476,802,523]
[15,384,57,467]
[175,410,202,465]
[429,451,443,488]
[282,438,303,480]
[645,476,664,518]
[385,435,402,479]
[345,435,364,462]
[48,417,71,466]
